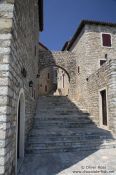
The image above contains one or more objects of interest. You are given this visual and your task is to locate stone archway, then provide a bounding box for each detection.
[39,64,70,96]
[39,50,77,99]
[39,64,70,82]
[16,89,25,173]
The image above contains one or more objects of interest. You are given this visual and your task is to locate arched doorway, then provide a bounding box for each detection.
[16,89,25,172]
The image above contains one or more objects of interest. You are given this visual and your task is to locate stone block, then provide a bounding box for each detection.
[0,166,5,174]
[0,18,12,33]
[6,0,15,4]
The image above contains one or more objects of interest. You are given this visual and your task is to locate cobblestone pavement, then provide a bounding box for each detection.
[18,148,116,175]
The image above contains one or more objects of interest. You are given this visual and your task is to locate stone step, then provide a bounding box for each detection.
[27,136,115,145]
[35,113,94,117]
[34,116,97,124]
[34,115,96,121]
[25,141,116,154]
[29,135,114,142]
[34,118,93,122]
[34,116,92,119]
[29,127,113,139]
[37,109,86,114]
[28,133,114,141]
[33,123,96,129]
[36,112,90,117]
[37,103,75,106]
[25,96,116,156]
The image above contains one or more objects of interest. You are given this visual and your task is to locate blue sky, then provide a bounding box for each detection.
[40,0,116,51]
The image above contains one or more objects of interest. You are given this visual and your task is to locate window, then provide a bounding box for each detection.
[102,33,111,47]
[78,66,80,74]
[45,85,47,92]
[100,60,106,66]
[48,73,50,79]
[62,74,64,88]
[35,46,36,56]
[105,54,108,59]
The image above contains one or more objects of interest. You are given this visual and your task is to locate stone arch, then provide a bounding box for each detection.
[16,88,25,172]
[39,64,70,82]
[39,51,77,99]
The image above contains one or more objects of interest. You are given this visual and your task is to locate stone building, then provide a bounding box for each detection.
[0,0,43,174]
[38,50,77,99]
[0,0,116,174]
[38,44,70,96]
[39,20,116,135]
[38,43,55,95]
[62,20,116,133]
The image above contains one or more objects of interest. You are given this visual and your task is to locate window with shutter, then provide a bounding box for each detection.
[102,33,111,47]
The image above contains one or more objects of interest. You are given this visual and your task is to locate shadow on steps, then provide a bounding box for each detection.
[20,96,116,175]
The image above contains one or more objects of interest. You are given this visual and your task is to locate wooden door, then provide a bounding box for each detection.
[17,101,20,159]
[101,90,107,126]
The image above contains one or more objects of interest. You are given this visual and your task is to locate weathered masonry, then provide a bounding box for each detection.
[39,50,77,99]
[87,59,116,133]
[0,0,43,174]
[0,0,116,174]
[62,20,116,133]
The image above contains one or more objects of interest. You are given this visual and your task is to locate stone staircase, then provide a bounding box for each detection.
[25,96,116,154]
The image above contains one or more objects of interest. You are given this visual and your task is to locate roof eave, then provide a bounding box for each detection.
[67,20,116,50]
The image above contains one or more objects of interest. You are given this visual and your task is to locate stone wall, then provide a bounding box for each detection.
[38,67,54,95]
[0,0,39,174]
[69,27,88,106]
[87,61,110,123]
[87,59,116,133]
[69,24,116,109]
[56,68,69,96]
[107,59,116,133]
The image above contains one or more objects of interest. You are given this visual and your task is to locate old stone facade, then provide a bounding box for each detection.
[0,0,43,174]
[0,0,116,174]
[38,67,54,95]
[62,20,116,133]
[38,44,71,96]
[87,59,116,133]
[39,50,77,99]
[38,20,116,135]
[38,43,55,95]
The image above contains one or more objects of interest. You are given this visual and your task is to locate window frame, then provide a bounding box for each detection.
[101,32,112,48]
[100,59,106,66]
[48,73,50,79]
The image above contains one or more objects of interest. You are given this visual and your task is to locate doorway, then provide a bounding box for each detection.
[17,100,20,159]
[16,89,25,173]
[100,89,107,126]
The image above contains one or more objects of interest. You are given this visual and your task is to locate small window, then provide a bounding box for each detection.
[105,54,108,59]
[34,90,35,99]
[102,33,111,47]
[45,85,47,92]
[100,60,106,66]
[78,66,80,74]
[35,46,36,56]
[48,73,50,79]
[54,70,57,77]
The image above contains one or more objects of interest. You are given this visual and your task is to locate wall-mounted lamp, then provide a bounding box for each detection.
[36,74,40,78]
[21,68,27,78]
[29,81,33,87]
